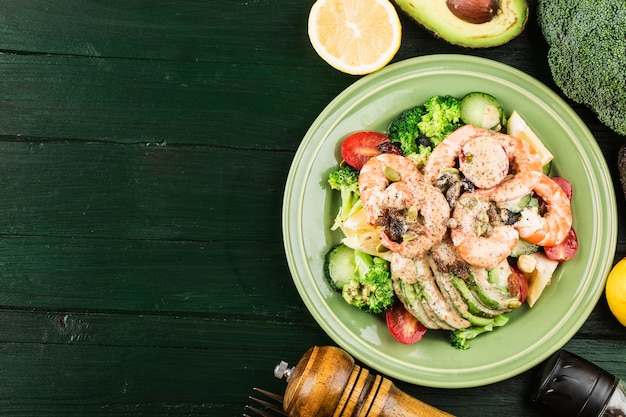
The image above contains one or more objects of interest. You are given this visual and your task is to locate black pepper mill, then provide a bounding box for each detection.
[531,350,626,417]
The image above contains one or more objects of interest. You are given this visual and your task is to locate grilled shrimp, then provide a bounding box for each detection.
[359,153,422,224]
[450,193,519,268]
[515,174,573,246]
[379,181,451,259]
[478,134,544,202]
[424,124,479,185]
[424,125,544,202]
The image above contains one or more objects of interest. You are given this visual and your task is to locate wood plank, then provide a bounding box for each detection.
[0,54,352,147]
[0,325,331,416]
[0,310,333,415]
[0,142,291,241]
[0,309,328,350]
[0,52,619,156]
[0,237,311,316]
[0,0,314,65]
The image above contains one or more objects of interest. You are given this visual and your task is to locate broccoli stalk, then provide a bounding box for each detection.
[449,314,509,350]
[328,166,362,231]
[387,95,462,166]
[341,251,395,314]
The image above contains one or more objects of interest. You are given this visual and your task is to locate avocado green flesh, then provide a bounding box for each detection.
[391,254,522,332]
[450,274,501,318]
[469,267,520,311]
[510,238,540,258]
[430,262,494,327]
[414,258,470,329]
[393,0,529,48]
[396,278,442,329]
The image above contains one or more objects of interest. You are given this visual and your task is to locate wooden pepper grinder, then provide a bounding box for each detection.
[274,345,455,417]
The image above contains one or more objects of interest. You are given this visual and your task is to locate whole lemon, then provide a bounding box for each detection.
[606,257,626,326]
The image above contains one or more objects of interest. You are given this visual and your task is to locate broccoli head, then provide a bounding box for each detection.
[387,95,462,166]
[342,251,395,314]
[537,0,626,136]
[449,314,509,350]
[387,105,427,155]
[328,166,361,230]
[417,95,463,146]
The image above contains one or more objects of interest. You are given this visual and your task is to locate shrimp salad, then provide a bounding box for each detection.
[325,93,578,349]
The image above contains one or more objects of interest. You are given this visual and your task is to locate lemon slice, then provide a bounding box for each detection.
[308,0,402,75]
[507,111,554,166]
[340,207,392,261]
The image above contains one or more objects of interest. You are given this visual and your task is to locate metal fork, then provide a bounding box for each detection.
[244,387,288,417]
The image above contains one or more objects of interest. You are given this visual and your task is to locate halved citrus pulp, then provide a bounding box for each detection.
[308,0,402,75]
[507,110,554,166]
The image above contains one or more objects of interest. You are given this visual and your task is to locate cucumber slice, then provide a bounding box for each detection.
[324,244,356,291]
[460,92,505,131]
[510,238,540,258]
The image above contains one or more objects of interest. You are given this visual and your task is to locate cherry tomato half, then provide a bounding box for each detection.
[544,227,579,262]
[385,302,427,345]
[510,266,528,304]
[340,131,391,170]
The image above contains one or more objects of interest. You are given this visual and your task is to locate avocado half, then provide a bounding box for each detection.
[393,0,528,48]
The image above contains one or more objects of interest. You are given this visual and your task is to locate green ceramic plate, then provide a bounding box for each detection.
[282,55,617,388]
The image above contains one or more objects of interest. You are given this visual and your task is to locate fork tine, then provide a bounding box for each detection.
[253,387,284,403]
[249,396,286,415]
[244,387,288,417]
[244,405,275,417]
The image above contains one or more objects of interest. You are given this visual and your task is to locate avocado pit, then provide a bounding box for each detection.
[447,0,500,24]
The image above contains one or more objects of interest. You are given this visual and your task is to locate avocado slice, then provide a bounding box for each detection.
[413,257,470,330]
[427,258,495,327]
[391,254,450,329]
[393,0,529,48]
[395,278,443,329]
[468,264,522,311]
[449,274,501,318]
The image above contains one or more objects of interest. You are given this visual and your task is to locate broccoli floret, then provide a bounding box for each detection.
[342,251,395,314]
[328,166,362,230]
[537,0,626,136]
[449,314,509,350]
[387,105,427,155]
[417,95,463,146]
[387,95,462,165]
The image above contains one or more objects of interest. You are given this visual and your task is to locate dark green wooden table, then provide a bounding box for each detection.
[0,1,624,416]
